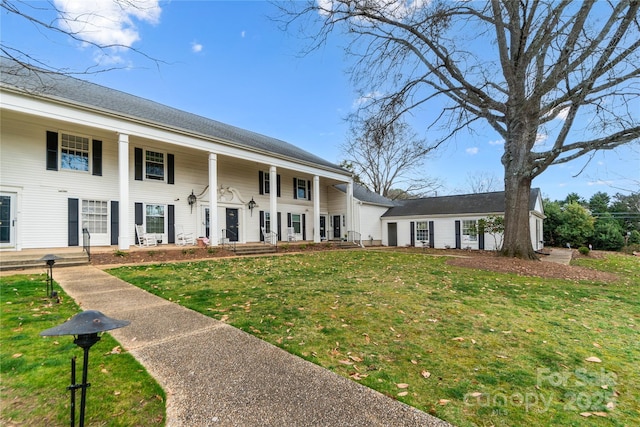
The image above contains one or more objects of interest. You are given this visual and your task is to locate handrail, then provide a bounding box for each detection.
[261,228,278,247]
[220,229,237,252]
[347,230,364,248]
[82,227,91,261]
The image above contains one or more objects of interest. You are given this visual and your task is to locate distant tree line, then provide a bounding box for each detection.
[543,192,640,251]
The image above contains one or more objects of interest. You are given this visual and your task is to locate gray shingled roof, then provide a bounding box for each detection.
[0,57,346,173]
[334,183,396,207]
[382,188,541,217]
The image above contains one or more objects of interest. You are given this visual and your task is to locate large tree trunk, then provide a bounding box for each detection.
[501,138,538,260]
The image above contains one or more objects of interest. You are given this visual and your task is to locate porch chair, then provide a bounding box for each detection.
[135,224,157,247]
[287,227,297,242]
[261,227,277,245]
[176,225,195,246]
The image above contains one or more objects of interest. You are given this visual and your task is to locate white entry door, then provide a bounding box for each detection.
[0,193,17,248]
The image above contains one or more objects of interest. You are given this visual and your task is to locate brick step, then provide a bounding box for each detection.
[0,254,90,272]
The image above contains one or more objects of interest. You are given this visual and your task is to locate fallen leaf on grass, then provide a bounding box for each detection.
[410,359,418,365]
[12,353,22,358]
[348,355,363,362]
[396,383,409,389]
[592,412,608,417]
[349,372,368,380]
[580,412,593,417]
[496,354,509,359]
[339,359,354,365]
[593,342,602,348]
[397,391,408,397]
[438,399,451,405]
[585,356,602,363]
[451,337,464,342]
[469,392,482,397]
[525,328,534,333]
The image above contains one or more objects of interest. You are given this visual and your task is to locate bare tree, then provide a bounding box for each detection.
[0,0,162,75]
[342,107,442,199]
[462,171,503,194]
[279,0,640,259]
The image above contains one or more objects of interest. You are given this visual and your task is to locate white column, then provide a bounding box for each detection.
[313,175,320,243]
[209,153,218,246]
[269,166,278,237]
[346,180,354,238]
[118,133,130,250]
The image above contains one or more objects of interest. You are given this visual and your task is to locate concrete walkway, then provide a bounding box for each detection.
[53,266,452,427]
[539,248,573,265]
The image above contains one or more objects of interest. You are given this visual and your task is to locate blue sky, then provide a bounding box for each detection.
[2,0,638,202]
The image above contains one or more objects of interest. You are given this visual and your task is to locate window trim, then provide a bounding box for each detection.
[60,131,91,173]
[144,149,166,182]
[462,219,478,242]
[416,221,429,242]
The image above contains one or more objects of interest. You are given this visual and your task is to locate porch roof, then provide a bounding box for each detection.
[0,57,346,174]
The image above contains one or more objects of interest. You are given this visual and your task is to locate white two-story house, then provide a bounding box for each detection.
[0,57,357,251]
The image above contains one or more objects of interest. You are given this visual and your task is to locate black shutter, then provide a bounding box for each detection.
[293,178,298,199]
[46,131,58,171]
[167,154,175,185]
[259,171,264,195]
[168,205,175,243]
[428,221,434,248]
[259,211,265,241]
[92,140,102,176]
[68,198,79,246]
[302,214,306,240]
[277,174,281,197]
[307,180,312,201]
[287,213,292,227]
[277,212,282,241]
[478,221,485,250]
[111,201,119,245]
[134,148,143,181]
[455,220,461,249]
[135,202,143,245]
[410,222,415,246]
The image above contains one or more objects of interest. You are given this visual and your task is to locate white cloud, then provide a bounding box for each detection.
[588,180,613,187]
[191,42,203,53]
[352,91,383,109]
[488,139,504,146]
[241,30,246,38]
[466,147,479,155]
[53,0,162,49]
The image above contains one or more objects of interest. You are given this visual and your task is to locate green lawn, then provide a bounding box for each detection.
[106,250,639,427]
[1,274,165,426]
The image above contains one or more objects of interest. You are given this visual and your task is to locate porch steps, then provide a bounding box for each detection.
[231,244,278,256]
[0,252,90,272]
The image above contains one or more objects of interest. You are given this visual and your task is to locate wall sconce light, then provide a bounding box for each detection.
[248,197,256,216]
[40,310,130,427]
[187,190,197,213]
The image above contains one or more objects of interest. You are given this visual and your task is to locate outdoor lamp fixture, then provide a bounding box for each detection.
[39,254,61,299]
[187,190,197,213]
[248,197,257,216]
[41,310,130,427]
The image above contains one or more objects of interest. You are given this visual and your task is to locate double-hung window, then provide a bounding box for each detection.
[145,150,165,181]
[462,220,478,241]
[264,212,271,233]
[82,200,108,233]
[291,214,302,233]
[416,221,429,241]
[146,204,165,234]
[61,133,89,171]
[294,178,310,200]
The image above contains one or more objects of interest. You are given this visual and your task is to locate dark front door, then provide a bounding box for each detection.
[226,208,239,242]
[320,216,327,240]
[388,223,398,246]
[0,194,13,246]
[333,215,341,239]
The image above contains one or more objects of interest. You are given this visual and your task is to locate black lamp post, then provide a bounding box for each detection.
[39,254,61,299]
[40,310,130,427]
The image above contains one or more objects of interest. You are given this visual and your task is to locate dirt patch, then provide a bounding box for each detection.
[90,245,619,283]
[445,251,619,283]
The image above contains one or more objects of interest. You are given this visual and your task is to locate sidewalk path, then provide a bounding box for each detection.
[54,266,453,427]
[540,248,573,265]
